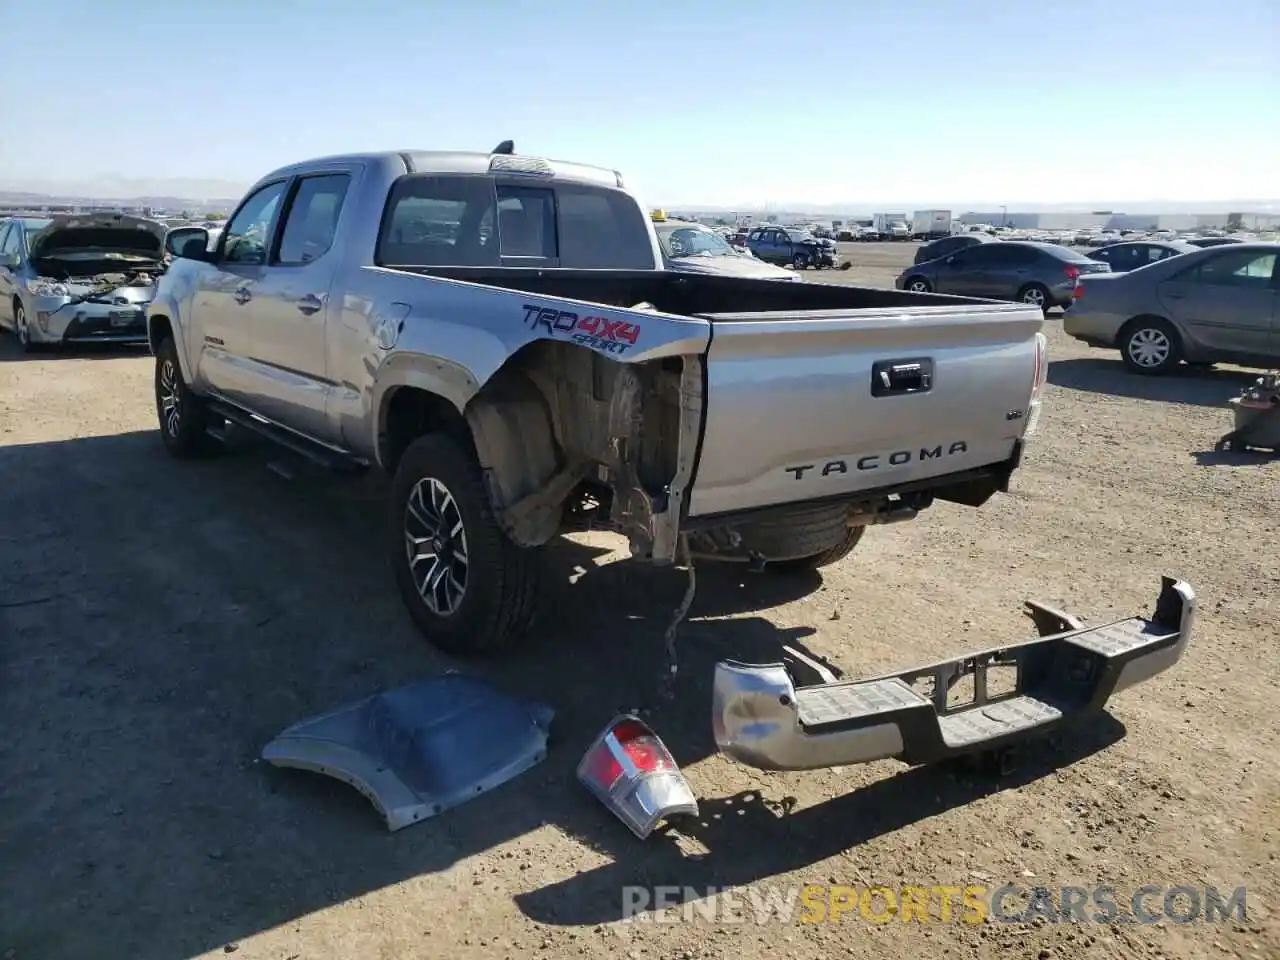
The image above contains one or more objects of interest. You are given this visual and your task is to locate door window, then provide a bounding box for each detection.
[1187,250,1278,288]
[0,224,15,257]
[377,175,498,266]
[222,181,289,264]
[275,174,351,266]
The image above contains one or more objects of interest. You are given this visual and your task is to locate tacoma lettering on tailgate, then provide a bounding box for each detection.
[785,441,969,479]
[521,304,640,356]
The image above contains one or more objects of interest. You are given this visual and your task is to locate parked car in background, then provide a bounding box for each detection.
[1064,243,1279,374]
[652,214,801,281]
[896,240,1110,312]
[0,213,166,351]
[746,225,837,269]
[1186,236,1242,249]
[1087,240,1197,273]
[913,232,992,265]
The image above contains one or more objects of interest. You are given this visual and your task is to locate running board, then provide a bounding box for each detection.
[712,577,1194,771]
[205,399,365,475]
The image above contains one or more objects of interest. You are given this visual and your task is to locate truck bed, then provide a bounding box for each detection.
[405,266,1046,521]
[415,266,953,317]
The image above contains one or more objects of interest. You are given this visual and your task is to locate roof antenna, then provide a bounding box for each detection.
[493,140,514,155]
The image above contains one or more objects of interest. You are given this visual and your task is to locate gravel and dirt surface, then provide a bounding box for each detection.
[1,243,1276,960]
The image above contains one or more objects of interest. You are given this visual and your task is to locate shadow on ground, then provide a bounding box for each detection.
[0,428,1116,959]
[1047,357,1258,407]
[0,338,148,361]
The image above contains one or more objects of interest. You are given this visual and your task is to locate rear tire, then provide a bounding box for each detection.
[390,433,542,656]
[155,337,216,457]
[1119,317,1181,375]
[1017,283,1051,314]
[770,526,867,574]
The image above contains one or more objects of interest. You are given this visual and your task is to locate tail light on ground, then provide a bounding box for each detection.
[1023,331,1048,438]
[577,715,698,839]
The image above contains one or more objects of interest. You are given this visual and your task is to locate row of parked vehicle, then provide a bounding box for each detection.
[894,232,1280,374]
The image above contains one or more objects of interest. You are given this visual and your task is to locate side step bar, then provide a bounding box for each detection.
[205,399,366,475]
[712,577,1194,771]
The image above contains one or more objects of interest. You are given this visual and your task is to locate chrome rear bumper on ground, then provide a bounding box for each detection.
[712,577,1195,771]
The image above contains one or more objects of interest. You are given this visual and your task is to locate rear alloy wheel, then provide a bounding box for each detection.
[1017,283,1051,312]
[906,277,932,293]
[1120,319,1181,375]
[390,434,541,655]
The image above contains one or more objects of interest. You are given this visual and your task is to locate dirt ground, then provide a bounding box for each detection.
[1,243,1277,960]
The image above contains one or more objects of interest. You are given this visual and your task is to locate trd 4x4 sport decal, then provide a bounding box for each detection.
[521,304,641,356]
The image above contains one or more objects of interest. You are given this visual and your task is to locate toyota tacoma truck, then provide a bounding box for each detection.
[147,144,1194,771]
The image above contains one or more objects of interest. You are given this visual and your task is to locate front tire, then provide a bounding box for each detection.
[1120,317,1181,375]
[792,252,810,270]
[13,302,39,353]
[906,277,933,293]
[155,337,216,457]
[390,434,542,656]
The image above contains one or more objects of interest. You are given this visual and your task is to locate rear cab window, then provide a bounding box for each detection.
[375,174,655,269]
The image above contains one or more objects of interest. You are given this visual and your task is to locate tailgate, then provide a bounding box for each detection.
[686,302,1045,518]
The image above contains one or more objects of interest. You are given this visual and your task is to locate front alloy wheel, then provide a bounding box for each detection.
[907,278,932,293]
[404,477,469,617]
[14,303,36,352]
[159,358,182,438]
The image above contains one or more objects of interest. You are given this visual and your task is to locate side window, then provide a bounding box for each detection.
[222,181,289,265]
[1147,246,1169,263]
[1092,247,1113,263]
[554,186,655,269]
[275,174,351,266]
[495,185,557,259]
[376,175,498,267]
[1188,250,1277,288]
[748,229,761,241]
[0,224,15,256]
[963,244,1006,266]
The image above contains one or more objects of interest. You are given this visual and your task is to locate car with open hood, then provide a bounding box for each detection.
[0,212,167,351]
[651,214,801,281]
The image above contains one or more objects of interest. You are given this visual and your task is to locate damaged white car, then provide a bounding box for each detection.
[0,213,167,351]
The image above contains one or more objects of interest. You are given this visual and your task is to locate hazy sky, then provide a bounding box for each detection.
[1,0,1276,206]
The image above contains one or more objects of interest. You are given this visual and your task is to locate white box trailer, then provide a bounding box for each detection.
[912,210,952,240]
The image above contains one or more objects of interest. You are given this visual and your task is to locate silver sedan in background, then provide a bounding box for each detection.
[1064,243,1280,374]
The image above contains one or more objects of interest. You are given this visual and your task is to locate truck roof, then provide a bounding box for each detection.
[255,149,625,191]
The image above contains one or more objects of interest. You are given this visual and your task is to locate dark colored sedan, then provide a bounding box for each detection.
[1088,240,1197,273]
[896,240,1110,312]
[912,233,992,266]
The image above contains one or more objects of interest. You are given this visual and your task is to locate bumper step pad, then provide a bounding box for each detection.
[712,577,1194,771]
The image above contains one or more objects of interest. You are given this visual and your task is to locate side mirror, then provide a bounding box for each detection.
[166,227,210,259]
[0,252,19,269]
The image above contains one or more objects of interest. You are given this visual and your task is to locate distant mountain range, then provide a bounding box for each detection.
[658,199,1280,217]
[1,176,1275,219]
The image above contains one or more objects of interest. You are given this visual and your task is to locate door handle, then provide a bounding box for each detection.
[233,287,252,305]
[1164,293,1185,300]
[297,293,324,316]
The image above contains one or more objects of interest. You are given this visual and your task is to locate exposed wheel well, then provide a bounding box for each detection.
[379,386,470,474]
[148,314,173,353]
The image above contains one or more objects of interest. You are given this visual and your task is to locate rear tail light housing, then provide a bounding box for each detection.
[1024,331,1049,438]
[1064,264,1081,281]
[577,715,698,838]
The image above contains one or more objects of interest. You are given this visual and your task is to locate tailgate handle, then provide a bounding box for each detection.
[872,359,933,397]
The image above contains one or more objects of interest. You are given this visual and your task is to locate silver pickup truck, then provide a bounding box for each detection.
[147,145,1194,772]
[149,145,1051,654]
